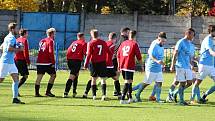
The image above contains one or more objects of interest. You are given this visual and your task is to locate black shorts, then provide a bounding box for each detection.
[90,61,107,77]
[112,58,118,72]
[15,60,29,76]
[106,68,117,78]
[67,59,82,75]
[122,70,134,80]
[37,65,56,75]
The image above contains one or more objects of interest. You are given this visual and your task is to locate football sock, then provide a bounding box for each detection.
[46,83,53,93]
[204,85,215,99]
[18,77,27,88]
[35,84,40,95]
[92,85,97,96]
[12,81,19,98]
[128,83,132,99]
[169,85,175,95]
[73,77,78,93]
[136,83,145,98]
[178,86,185,102]
[132,83,142,91]
[64,79,73,94]
[85,80,92,94]
[156,86,161,101]
[121,83,129,100]
[114,80,121,94]
[102,84,106,96]
[151,84,157,96]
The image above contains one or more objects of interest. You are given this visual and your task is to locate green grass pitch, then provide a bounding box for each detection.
[0,70,215,121]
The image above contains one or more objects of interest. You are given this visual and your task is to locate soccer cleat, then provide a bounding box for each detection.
[18,93,21,97]
[128,98,134,104]
[120,100,129,104]
[198,98,207,104]
[45,92,55,97]
[166,94,174,103]
[63,93,69,98]
[92,96,96,100]
[12,98,25,104]
[179,101,189,106]
[113,91,118,96]
[149,96,156,101]
[101,95,106,101]
[156,100,165,103]
[82,94,88,98]
[73,92,77,98]
[35,94,43,97]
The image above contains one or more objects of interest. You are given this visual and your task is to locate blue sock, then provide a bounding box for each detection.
[169,85,175,96]
[196,86,201,101]
[191,85,196,100]
[178,86,184,102]
[205,85,215,96]
[12,81,19,98]
[151,84,157,96]
[132,83,142,91]
[173,89,179,96]
[156,86,161,101]
[136,83,145,98]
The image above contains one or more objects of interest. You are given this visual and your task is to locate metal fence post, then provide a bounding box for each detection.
[55,42,59,71]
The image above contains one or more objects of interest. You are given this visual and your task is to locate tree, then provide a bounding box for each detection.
[208,1,215,16]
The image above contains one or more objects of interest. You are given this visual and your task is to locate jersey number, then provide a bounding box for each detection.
[39,42,45,52]
[122,46,130,56]
[97,45,102,55]
[71,43,78,52]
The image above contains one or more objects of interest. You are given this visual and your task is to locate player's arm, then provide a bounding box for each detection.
[149,47,164,66]
[24,39,30,65]
[0,43,3,52]
[117,45,121,71]
[8,45,23,52]
[83,43,92,69]
[208,48,215,56]
[49,41,55,66]
[135,44,144,71]
[170,49,178,72]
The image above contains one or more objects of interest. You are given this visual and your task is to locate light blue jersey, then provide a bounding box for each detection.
[146,41,164,73]
[189,42,195,58]
[199,35,214,66]
[0,32,16,64]
[175,38,191,69]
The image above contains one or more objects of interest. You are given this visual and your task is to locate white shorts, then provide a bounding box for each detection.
[143,71,164,84]
[0,63,18,78]
[175,68,193,82]
[197,64,215,81]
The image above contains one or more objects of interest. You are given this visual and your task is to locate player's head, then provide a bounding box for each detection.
[120,27,130,36]
[157,32,167,47]
[19,28,28,38]
[185,28,195,41]
[46,28,56,39]
[108,32,117,43]
[90,29,99,40]
[77,32,85,40]
[8,22,17,35]
[129,30,137,40]
[208,25,215,37]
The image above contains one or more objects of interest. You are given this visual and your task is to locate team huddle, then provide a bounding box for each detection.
[0,22,215,105]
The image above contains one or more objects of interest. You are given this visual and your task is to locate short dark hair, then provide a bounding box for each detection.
[19,28,28,36]
[158,32,167,39]
[188,28,195,35]
[109,32,117,39]
[208,25,215,34]
[129,30,137,38]
[8,22,17,31]
[77,32,84,38]
[120,27,130,33]
[90,29,99,38]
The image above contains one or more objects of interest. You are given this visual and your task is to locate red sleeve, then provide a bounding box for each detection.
[117,45,121,69]
[84,42,92,68]
[82,43,87,56]
[135,43,142,61]
[49,40,55,64]
[24,39,30,64]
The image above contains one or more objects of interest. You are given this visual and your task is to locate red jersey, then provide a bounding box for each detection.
[14,37,30,64]
[106,40,115,68]
[117,39,142,72]
[84,39,108,68]
[36,37,55,65]
[66,39,87,61]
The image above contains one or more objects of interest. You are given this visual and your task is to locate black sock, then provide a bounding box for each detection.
[73,77,78,93]
[128,83,132,99]
[46,83,54,93]
[35,84,40,95]
[121,83,129,100]
[18,77,27,88]
[92,85,97,96]
[114,80,121,94]
[85,80,92,94]
[202,94,207,99]
[64,79,73,94]
[102,84,107,96]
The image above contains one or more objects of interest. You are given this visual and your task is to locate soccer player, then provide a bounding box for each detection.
[112,27,130,96]
[169,28,195,105]
[34,28,56,97]
[0,23,25,104]
[84,29,109,100]
[133,32,167,103]
[117,30,143,104]
[63,32,87,98]
[14,29,30,96]
[191,25,215,103]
